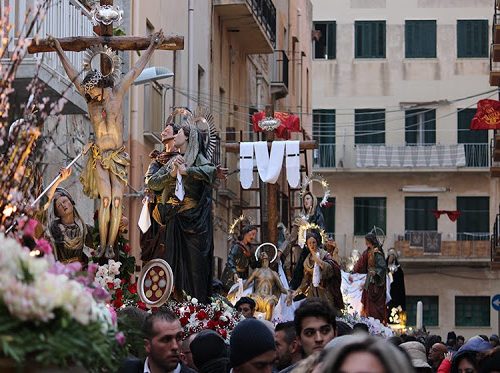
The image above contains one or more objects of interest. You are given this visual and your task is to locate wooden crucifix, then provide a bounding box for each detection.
[28,0,183,260]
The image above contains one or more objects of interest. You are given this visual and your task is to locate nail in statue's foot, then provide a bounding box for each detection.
[105,245,115,259]
[95,245,105,258]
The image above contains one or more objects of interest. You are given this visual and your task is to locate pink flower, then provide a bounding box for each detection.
[115,332,125,346]
[87,263,98,276]
[35,238,52,255]
[23,218,39,237]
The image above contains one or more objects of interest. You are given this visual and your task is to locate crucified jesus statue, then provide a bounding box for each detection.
[48,30,165,258]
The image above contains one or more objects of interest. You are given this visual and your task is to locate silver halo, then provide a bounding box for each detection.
[83,45,122,83]
[254,242,278,263]
[90,4,123,26]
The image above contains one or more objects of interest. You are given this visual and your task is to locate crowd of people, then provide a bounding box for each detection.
[117,297,500,373]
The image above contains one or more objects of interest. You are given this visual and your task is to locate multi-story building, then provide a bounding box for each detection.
[312,0,499,336]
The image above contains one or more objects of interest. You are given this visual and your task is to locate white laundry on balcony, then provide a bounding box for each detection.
[355,144,467,168]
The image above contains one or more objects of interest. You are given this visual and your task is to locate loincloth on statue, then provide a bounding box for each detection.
[251,294,279,311]
[165,196,198,213]
[80,143,131,199]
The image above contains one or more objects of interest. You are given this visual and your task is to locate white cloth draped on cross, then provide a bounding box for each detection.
[239,141,300,188]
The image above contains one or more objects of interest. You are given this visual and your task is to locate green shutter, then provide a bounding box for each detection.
[354,197,386,235]
[456,197,489,240]
[457,20,488,58]
[327,22,336,59]
[405,197,437,231]
[355,21,386,58]
[405,20,437,58]
[355,109,385,144]
[458,108,488,166]
[406,296,439,326]
[455,296,490,326]
[313,109,335,167]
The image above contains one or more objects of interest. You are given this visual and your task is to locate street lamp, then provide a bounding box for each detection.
[134,66,174,144]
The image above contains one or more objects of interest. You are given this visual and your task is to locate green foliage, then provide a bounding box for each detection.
[0,305,126,372]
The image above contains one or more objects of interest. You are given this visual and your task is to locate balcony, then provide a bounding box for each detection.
[3,0,93,114]
[270,50,289,99]
[491,214,500,269]
[214,0,276,54]
[313,144,490,171]
[394,231,491,267]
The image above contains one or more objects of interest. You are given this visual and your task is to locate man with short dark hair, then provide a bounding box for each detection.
[230,318,276,373]
[118,309,195,373]
[275,321,301,373]
[234,297,256,319]
[293,298,337,358]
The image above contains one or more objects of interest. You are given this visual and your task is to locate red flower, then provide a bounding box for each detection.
[189,305,195,313]
[207,320,218,329]
[107,282,115,290]
[115,289,123,300]
[196,310,207,320]
[137,301,147,310]
[180,317,189,326]
[217,329,227,339]
[113,298,123,308]
[121,278,127,284]
[214,311,222,319]
[123,243,131,253]
[127,283,137,294]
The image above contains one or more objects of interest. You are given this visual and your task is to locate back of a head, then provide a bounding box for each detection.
[230,318,275,368]
[321,335,414,373]
[275,321,297,344]
[191,329,229,373]
[479,346,500,373]
[400,341,432,371]
[294,297,336,336]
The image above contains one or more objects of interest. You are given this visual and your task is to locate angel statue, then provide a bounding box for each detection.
[48,30,165,259]
[145,107,227,303]
[243,250,290,321]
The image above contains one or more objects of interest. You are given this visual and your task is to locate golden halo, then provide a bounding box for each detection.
[300,174,331,207]
[254,242,278,263]
[297,222,328,248]
[228,214,255,239]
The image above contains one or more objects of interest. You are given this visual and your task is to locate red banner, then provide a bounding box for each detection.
[470,99,500,130]
[252,111,300,139]
[432,210,461,222]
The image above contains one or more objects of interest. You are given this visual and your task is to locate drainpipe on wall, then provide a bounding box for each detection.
[187,0,195,110]
[256,73,263,110]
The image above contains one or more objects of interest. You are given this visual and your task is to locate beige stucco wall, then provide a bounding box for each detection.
[311,0,500,335]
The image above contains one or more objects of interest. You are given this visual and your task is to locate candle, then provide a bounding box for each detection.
[416,301,423,330]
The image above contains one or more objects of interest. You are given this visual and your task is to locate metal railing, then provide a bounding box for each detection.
[247,0,276,47]
[35,0,94,80]
[271,50,289,89]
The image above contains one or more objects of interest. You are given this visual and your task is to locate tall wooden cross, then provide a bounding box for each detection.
[28,0,183,56]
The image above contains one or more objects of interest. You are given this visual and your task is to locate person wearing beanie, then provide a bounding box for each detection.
[230,318,276,373]
[190,329,230,373]
[234,297,256,319]
[400,341,433,372]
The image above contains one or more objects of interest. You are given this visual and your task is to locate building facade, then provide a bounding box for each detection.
[312,0,499,336]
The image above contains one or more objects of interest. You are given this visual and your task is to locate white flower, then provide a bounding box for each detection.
[191,298,198,305]
[219,315,228,322]
[113,278,121,289]
[108,260,121,276]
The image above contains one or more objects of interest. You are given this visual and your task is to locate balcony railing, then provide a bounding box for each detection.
[247,0,276,48]
[35,0,94,80]
[270,50,289,98]
[395,231,491,260]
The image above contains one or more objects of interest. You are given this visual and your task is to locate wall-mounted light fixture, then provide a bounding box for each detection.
[400,185,449,193]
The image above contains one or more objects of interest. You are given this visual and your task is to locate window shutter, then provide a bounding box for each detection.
[327,22,336,59]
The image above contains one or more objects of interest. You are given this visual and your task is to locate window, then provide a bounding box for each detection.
[355,109,385,145]
[314,22,336,59]
[405,197,437,231]
[319,197,335,235]
[355,21,386,58]
[457,20,488,58]
[405,20,437,58]
[458,109,489,167]
[406,296,439,326]
[455,296,490,327]
[405,109,436,144]
[354,197,386,235]
[313,109,335,167]
[456,197,489,241]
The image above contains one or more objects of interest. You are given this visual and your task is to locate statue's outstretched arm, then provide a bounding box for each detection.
[47,36,84,95]
[115,30,164,98]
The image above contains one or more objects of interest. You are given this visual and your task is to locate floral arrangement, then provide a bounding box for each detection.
[166,296,243,342]
[0,233,127,371]
[339,311,394,338]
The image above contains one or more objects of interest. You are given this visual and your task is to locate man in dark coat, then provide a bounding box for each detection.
[118,309,196,373]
